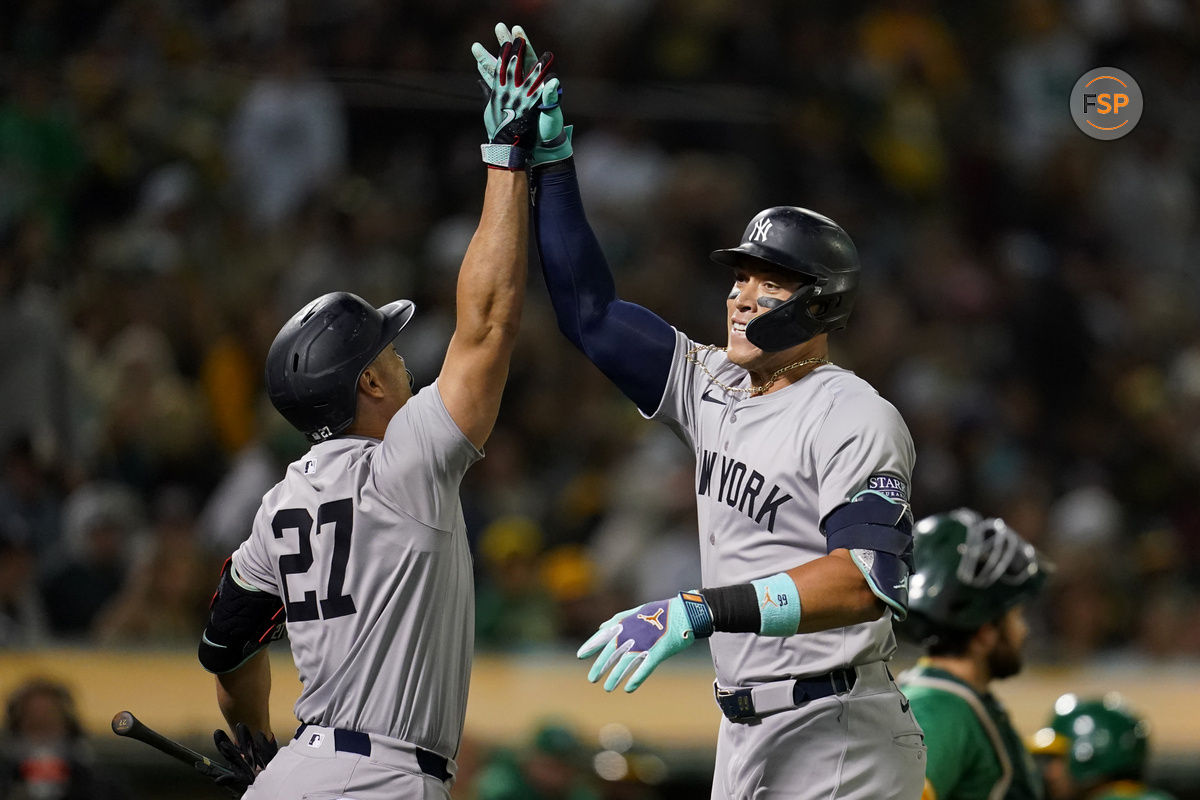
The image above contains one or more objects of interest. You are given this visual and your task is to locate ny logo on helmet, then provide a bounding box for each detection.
[750,218,773,242]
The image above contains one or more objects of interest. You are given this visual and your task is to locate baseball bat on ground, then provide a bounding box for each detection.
[111,710,236,780]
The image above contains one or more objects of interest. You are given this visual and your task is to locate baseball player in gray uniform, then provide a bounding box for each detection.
[486,26,925,797]
[194,32,555,800]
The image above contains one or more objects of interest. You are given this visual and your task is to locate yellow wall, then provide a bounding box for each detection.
[2,649,1197,752]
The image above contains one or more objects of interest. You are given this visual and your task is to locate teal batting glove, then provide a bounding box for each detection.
[576,592,712,693]
[473,25,555,169]
[473,24,571,169]
[532,78,573,168]
[472,23,537,86]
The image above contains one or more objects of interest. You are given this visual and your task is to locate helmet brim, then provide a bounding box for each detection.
[378,299,416,349]
[712,243,780,268]
[710,244,820,281]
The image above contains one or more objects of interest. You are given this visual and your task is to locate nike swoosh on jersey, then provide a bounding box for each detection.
[701,389,726,406]
[201,632,228,649]
[900,697,911,713]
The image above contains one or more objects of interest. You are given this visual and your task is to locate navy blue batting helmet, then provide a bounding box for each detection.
[710,206,860,351]
[266,292,415,443]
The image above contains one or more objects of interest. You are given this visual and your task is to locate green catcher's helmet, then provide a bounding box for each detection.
[1029,694,1149,782]
[899,508,1049,644]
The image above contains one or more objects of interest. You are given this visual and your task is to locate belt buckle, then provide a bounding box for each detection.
[829,667,854,695]
[715,686,758,723]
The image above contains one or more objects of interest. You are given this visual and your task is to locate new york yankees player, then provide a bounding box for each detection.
[195,33,553,800]
[475,24,927,798]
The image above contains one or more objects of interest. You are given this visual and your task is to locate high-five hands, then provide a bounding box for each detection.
[472,23,572,169]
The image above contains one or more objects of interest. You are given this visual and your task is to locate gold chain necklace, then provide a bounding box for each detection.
[684,345,832,396]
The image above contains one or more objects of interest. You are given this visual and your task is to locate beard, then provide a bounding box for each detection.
[986,635,1024,680]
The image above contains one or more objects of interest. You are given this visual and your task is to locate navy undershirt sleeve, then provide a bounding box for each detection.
[532,160,675,414]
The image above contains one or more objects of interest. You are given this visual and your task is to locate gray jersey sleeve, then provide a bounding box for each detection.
[813,391,915,520]
[230,504,280,594]
[371,380,483,531]
[645,330,736,447]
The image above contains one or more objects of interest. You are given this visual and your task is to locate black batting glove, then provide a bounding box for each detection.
[198,723,277,797]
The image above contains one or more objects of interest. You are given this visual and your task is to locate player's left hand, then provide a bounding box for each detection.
[197,723,277,796]
[472,23,554,169]
[577,595,697,693]
[472,24,571,168]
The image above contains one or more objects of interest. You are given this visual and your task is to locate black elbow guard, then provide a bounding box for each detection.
[199,558,285,674]
[822,490,915,620]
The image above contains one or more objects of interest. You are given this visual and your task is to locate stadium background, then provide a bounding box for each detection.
[1,0,1198,797]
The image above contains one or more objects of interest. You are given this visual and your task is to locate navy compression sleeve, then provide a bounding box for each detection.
[532,161,675,414]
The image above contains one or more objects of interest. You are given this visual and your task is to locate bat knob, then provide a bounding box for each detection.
[112,711,136,735]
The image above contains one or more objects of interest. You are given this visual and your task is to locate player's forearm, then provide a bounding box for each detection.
[533,161,674,411]
[692,551,882,640]
[532,161,617,347]
[455,168,529,347]
[216,649,273,736]
[788,550,885,632]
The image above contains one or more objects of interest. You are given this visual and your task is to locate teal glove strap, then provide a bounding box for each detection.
[750,572,802,636]
[532,79,573,168]
[577,595,696,693]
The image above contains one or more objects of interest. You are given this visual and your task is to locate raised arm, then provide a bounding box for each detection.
[437,169,528,449]
[473,23,675,414]
[532,162,675,414]
[438,33,551,449]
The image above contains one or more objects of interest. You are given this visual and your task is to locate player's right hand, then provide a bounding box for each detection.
[472,23,554,169]
[472,24,572,169]
[577,595,697,693]
[197,723,277,796]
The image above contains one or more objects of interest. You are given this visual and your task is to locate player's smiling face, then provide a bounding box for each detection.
[726,262,807,368]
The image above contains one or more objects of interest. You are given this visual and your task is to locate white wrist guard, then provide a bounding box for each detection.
[481,143,529,170]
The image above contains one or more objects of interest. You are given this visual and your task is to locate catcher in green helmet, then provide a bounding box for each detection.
[896,509,1051,800]
[1029,694,1175,800]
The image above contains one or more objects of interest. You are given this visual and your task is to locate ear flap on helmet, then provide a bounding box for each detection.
[744,285,824,351]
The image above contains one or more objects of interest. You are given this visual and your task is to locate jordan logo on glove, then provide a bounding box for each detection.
[637,608,666,631]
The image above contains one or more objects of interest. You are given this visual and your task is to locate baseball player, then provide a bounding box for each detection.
[1030,694,1176,800]
[194,31,554,799]
[897,509,1050,800]
[474,26,925,799]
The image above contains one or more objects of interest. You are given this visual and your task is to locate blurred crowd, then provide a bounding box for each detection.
[1,0,1199,666]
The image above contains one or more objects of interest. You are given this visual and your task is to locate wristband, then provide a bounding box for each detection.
[699,584,758,633]
[677,591,715,638]
[481,143,530,170]
[750,572,802,636]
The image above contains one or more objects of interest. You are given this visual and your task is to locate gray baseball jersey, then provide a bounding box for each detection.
[651,331,915,686]
[233,381,481,759]
[652,331,924,799]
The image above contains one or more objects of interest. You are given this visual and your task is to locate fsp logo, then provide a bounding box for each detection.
[750,218,773,243]
[1070,68,1142,140]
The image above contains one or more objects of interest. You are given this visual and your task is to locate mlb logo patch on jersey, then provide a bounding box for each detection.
[307,732,324,748]
[867,475,908,502]
[304,459,317,474]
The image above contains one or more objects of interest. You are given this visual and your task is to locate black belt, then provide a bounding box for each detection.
[715,666,858,724]
[294,724,451,782]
